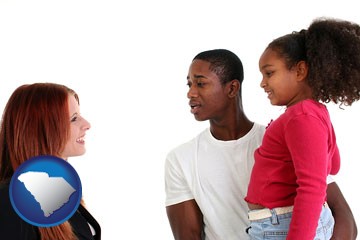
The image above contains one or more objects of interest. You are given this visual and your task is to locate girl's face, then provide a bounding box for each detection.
[259,48,309,107]
[61,94,91,160]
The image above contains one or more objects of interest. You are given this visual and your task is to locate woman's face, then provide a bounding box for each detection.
[61,94,91,160]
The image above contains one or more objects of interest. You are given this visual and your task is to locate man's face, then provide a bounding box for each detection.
[186,59,229,121]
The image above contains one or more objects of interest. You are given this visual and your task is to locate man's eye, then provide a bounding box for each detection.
[197,82,204,87]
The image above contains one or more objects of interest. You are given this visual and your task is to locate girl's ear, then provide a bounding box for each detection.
[228,79,240,98]
[296,61,309,82]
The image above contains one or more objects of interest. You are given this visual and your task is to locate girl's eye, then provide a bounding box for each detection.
[71,117,78,122]
[265,71,274,77]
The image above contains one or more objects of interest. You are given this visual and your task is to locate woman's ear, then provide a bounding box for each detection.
[228,79,240,98]
[296,61,309,82]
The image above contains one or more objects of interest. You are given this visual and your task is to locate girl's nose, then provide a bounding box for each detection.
[260,78,267,88]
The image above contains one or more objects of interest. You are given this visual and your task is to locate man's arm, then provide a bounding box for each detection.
[327,182,357,240]
[166,199,204,240]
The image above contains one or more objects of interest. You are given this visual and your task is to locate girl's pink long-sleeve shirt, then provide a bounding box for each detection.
[245,99,340,240]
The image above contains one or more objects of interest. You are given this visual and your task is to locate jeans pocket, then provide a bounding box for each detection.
[264,230,287,239]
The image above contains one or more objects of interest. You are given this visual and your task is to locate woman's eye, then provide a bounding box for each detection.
[71,117,78,122]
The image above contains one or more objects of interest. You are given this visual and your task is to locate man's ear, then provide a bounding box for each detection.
[296,61,309,82]
[228,79,240,98]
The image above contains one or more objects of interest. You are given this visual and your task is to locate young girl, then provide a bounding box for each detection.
[245,18,360,239]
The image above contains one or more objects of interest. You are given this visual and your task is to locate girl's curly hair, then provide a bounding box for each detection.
[268,17,360,106]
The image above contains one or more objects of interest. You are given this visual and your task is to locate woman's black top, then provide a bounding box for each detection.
[0,183,101,240]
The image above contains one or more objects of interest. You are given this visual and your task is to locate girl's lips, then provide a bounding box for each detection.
[264,89,272,99]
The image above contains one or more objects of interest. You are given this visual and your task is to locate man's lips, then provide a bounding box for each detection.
[189,101,201,114]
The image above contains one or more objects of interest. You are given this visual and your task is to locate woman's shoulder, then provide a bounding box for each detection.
[69,204,101,240]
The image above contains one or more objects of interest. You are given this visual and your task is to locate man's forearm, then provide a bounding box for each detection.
[327,182,357,240]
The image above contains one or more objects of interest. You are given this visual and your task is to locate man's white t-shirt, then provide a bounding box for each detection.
[165,123,265,240]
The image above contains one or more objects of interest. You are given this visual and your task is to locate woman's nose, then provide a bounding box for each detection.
[83,118,91,130]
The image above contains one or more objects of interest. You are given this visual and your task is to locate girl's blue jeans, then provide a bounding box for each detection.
[247,205,334,239]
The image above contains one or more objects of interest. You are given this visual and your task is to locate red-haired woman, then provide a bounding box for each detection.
[0,83,101,240]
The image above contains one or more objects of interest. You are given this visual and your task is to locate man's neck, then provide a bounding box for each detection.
[209,114,253,141]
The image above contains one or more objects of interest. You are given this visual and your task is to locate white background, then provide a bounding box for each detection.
[1,1,359,239]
